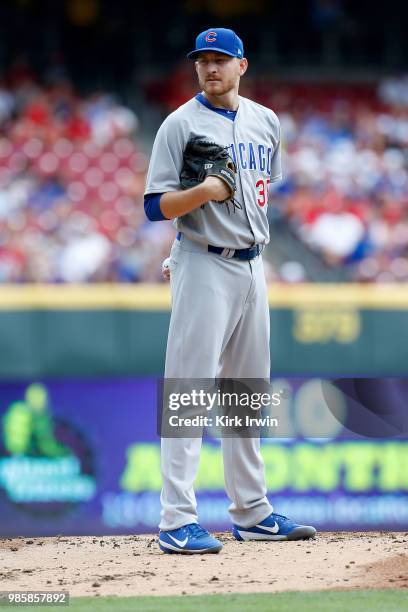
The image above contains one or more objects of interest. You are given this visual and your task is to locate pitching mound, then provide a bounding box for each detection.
[0,532,407,597]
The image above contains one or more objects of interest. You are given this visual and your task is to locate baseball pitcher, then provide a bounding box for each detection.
[144,27,316,554]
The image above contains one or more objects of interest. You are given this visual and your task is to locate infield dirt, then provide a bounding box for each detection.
[0,532,407,597]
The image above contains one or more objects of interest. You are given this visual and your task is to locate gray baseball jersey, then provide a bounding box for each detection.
[144,95,282,249]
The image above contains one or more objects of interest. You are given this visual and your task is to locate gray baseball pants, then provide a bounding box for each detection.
[160,233,273,530]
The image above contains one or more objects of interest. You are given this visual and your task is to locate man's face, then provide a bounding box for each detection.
[195,52,247,96]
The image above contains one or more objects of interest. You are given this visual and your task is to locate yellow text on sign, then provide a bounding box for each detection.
[293,308,361,344]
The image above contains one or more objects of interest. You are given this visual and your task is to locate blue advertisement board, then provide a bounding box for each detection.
[0,378,407,536]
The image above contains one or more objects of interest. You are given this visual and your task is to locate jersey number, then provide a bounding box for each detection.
[256,179,270,207]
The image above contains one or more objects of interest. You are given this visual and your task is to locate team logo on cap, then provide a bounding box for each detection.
[205,31,217,43]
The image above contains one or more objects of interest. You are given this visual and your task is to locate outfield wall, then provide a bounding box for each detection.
[0,283,407,377]
[1,284,407,536]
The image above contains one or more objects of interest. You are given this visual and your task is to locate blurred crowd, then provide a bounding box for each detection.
[0,71,174,283]
[0,67,407,283]
[268,76,408,282]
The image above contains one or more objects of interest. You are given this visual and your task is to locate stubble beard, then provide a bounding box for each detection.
[199,75,237,98]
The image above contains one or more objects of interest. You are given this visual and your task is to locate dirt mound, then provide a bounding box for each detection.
[0,532,407,597]
[359,546,408,590]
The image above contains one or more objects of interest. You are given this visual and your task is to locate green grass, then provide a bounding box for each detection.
[13,590,408,612]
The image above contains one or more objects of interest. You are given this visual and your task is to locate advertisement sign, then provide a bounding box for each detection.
[0,378,407,536]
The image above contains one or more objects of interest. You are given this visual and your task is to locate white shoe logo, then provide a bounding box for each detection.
[167,534,188,547]
[256,521,279,534]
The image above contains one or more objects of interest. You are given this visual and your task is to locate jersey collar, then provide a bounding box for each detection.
[195,93,237,121]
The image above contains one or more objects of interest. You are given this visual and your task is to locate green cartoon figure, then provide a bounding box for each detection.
[2,383,70,457]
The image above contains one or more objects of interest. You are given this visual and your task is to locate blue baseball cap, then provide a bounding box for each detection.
[187,28,244,60]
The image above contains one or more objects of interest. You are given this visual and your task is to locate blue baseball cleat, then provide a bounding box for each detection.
[232,512,317,541]
[159,523,223,554]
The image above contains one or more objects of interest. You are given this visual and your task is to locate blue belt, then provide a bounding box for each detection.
[176,232,261,261]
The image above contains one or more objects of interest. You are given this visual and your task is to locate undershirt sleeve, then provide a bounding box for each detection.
[144,192,168,221]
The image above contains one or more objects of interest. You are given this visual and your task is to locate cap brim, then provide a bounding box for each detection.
[187,47,238,59]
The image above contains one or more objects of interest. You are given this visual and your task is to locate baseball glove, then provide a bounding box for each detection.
[180,136,241,212]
